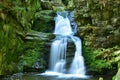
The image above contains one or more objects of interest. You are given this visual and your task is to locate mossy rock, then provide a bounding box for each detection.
[32,10,55,33]
[18,40,48,72]
[25,30,55,41]
[41,1,53,10]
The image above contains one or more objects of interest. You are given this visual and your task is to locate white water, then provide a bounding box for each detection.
[42,11,87,78]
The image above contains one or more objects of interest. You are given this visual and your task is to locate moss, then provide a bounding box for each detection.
[0,23,24,75]
[83,44,119,74]
[74,0,120,26]
[18,41,47,72]
[32,10,55,33]
[0,0,42,76]
[18,49,39,71]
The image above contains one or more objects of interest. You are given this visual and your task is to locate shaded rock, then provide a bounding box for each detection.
[51,0,64,6]
[17,30,55,72]
[32,10,55,33]
[40,0,65,10]
[40,0,53,10]
[66,42,75,68]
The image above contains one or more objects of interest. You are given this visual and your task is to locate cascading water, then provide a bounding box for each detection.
[42,11,87,78]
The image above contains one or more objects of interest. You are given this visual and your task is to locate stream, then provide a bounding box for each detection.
[1,72,112,80]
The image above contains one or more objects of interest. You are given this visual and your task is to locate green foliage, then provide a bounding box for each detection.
[0,10,24,74]
[112,62,120,80]
[74,0,120,25]
[18,48,39,71]
[0,0,42,75]
[83,45,120,73]
[18,41,46,72]
[0,23,23,75]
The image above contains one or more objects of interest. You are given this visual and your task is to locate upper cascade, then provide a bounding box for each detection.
[54,11,77,36]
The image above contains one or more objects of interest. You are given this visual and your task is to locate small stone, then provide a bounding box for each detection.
[99,77,103,80]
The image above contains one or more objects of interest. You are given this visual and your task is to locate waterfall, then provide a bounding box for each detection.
[42,11,87,78]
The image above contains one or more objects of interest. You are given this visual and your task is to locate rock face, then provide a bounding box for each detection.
[32,10,55,33]
[0,0,52,76]
[25,31,54,41]
[73,0,120,76]
[17,30,54,72]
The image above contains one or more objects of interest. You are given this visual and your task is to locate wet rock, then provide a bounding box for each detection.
[66,42,75,68]
[25,31,55,41]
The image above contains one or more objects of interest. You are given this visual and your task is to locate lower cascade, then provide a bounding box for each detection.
[42,11,87,78]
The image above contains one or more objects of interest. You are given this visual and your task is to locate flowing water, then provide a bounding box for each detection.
[1,72,112,80]
[42,11,87,79]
